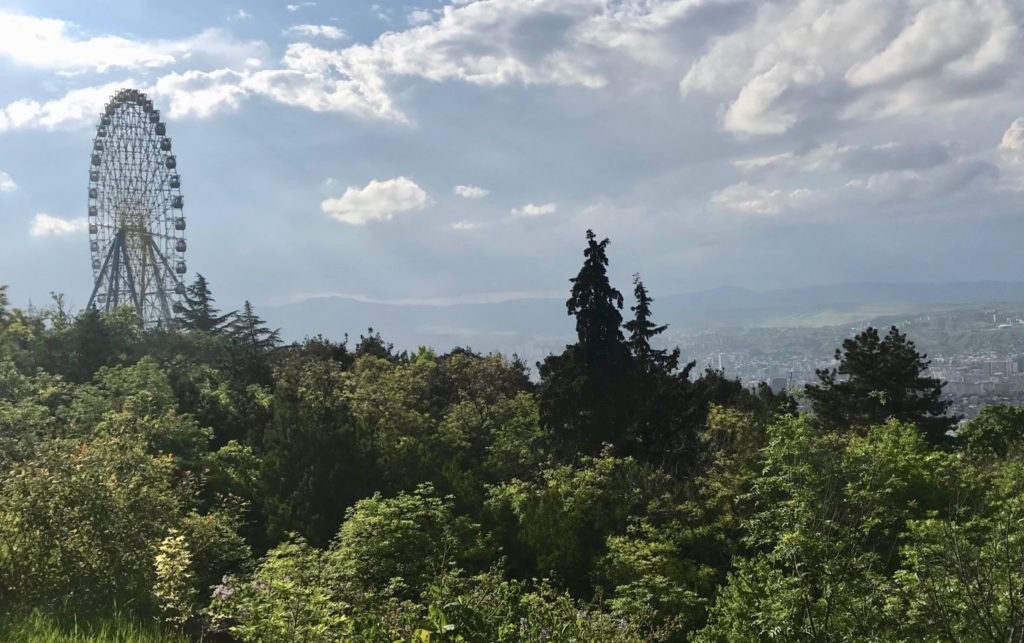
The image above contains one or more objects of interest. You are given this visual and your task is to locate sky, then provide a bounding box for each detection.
[0,0,1023,312]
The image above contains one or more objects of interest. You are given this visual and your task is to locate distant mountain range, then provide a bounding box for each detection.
[259,281,1024,358]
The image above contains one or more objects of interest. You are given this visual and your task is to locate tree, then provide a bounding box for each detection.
[354,327,402,362]
[537,231,634,455]
[328,484,488,606]
[0,435,183,615]
[566,230,625,366]
[228,301,280,352]
[178,274,233,333]
[485,450,673,594]
[696,418,952,641]
[805,326,957,443]
[624,274,679,375]
[259,355,371,545]
[956,404,1024,457]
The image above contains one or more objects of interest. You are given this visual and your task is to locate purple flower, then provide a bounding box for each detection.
[212,583,235,601]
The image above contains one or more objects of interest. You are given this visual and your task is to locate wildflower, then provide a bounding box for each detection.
[212,583,235,601]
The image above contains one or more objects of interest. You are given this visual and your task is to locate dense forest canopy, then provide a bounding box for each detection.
[2,231,1023,642]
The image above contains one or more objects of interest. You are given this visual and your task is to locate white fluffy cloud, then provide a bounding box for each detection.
[0,11,260,72]
[683,0,1023,135]
[284,24,346,40]
[452,220,481,230]
[153,69,250,118]
[0,171,16,192]
[29,213,87,237]
[0,80,132,132]
[511,202,557,217]
[287,2,317,11]
[1001,118,1024,152]
[0,10,174,71]
[710,182,815,215]
[4,0,1022,133]
[454,184,489,198]
[321,177,428,224]
[998,117,1024,189]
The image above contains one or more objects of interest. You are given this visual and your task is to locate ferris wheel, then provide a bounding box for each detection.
[86,88,188,326]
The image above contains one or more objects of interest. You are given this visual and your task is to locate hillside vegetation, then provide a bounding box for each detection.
[1,231,1022,641]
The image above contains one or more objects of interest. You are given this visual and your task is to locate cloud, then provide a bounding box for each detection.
[284,24,347,41]
[0,0,753,126]
[321,176,428,224]
[230,9,253,21]
[995,117,1024,189]
[735,141,954,174]
[407,9,434,26]
[511,202,557,217]
[287,2,317,11]
[29,213,87,237]
[0,11,261,72]
[0,80,133,132]
[710,182,815,215]
[0,171,16,192]
[454,184,489,198]
[682,0,1023,135]
[1001,117,1024,152]
[338,0,610,93]
[845,160,1000,200]
[153,69,250,118]
[244,43,404,120]
[452,220,481,230]
[0,10,175,71]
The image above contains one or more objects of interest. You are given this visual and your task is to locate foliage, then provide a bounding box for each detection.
[178,274,233,334]
[152,529,196,627]
[259,353,366,545]
[697,417,957,641]
[329,484,490,606]
[806,325,957,442]
[0,435,183,615]
[209,535,348,643]
[957,403,1024,456]
[624,274,679,375]
[486,450,674,593]
[228,300,281,352]
[0,238,976,641]
[893,458,1024,640]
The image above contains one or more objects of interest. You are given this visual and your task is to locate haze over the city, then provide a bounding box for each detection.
[1,0,1023,314]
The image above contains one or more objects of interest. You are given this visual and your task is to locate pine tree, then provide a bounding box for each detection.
[624,274,680,374]
[566,230,625,366]
[179,274,234,333]
[806,325,957,443]
[229,301,281,351]
[538,230,633,455]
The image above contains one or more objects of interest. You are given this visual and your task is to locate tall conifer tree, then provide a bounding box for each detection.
[229,301,281,351]
[566,230,625,366]
[179,274,233,333]
[538,230,633,455]
[624,274,680,374]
